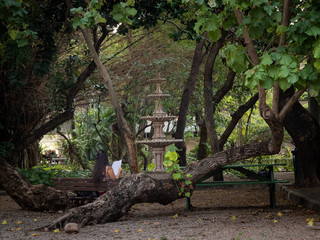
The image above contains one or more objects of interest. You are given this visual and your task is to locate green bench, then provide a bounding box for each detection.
[186,163,290,209]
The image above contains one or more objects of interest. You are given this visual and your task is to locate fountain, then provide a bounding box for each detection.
[137,76,184,172]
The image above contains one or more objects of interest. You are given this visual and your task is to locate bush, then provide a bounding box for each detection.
[17,164,92,186]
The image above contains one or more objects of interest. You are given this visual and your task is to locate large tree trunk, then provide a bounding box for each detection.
[0,158,67,211]
[81,28,139,173]
[281,89,320,187]
[175,36,207,166]
[45,140,278,230]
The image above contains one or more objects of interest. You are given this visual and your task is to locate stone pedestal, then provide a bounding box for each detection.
[152,147,166,172]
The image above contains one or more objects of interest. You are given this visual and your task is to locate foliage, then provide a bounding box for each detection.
[47,54,84,113]
[17,164,92,186]
[66,105,116,162]
[163,146,192,197]
[0,141,15,159]
[175,0,320,102]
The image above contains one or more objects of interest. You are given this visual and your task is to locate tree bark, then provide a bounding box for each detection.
[0,158,67,211]
[218,93,259,150]
[81,28,139,173]
[281,88,320,187]
[175,36,207,166]
[234,8,285,154]
[204,31,228,154]
[45,139,277,230]
[196,119,208,160]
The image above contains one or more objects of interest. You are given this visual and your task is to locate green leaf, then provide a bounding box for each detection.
[205,17,219,32]
[186,174,192,178]
[185,180,192,185]
[163,160,173,167]
[309,71,318,81]
[287,74,299,84]
[279,78,291,91]
[245,75,259,90]
[70,7,83,14]
[8,29,19,40]
[95,13,106,24]
[271,52,282,62]
[300,65,313,80]
[195,0,204,5]
[113,13,125,22]
[309,88,319,97]
[245,68,255,79]
[165,151,178,161]
[242,16,251,25]
[172,172,182,180]
[263,4,273,16]
[194,16,206,33]
[259,77,273,90]
[260,53,273,66]
[72,16,82,29]
[267,65,280,79]
[127,8,137,16]
[279,54,293,65]
[306,26,320,37]
[312,38,320,58]
[185,192,191,198]
[314,58,320,70]
[278,65,290,78]
[17,38,28,47]
[276,25,286,36]
[207,29,221,42]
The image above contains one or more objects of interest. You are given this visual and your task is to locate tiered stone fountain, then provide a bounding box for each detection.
[137,76,183,172]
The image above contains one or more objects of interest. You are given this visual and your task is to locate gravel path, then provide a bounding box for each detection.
[1,186,319,240]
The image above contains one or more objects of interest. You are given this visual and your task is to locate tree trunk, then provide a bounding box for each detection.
[196,119,208,160]
[0,158,67,211]
[204,32,227,154]
[45,140,277,230]
[175,37,206,166]
[81,28,139,173]
[281,89,320,187]
[203,31,230,181]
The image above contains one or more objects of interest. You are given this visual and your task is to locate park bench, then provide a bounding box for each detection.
[186,163,290,210]
[53,177,120,204]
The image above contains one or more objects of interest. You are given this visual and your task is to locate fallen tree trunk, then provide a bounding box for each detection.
[46,140,277,230]
[0,159,67,211]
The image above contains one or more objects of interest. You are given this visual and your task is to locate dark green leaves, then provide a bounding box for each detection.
[221,43,249,73]
[111,2,137,24]
[245,50,301,91]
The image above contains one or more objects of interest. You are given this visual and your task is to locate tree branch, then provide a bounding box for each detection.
[218,93,259,150]
[273,0,291,119]
[57,130,90,170]
[279,88,307,122]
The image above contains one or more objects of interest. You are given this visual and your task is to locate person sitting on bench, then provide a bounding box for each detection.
[92,150,122,195]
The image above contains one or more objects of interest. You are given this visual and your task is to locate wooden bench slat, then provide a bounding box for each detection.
[53,177,120,194]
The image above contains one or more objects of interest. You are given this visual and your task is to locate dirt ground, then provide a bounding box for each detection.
[0,185,320,240]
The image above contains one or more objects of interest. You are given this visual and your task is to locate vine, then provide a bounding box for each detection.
[163,147,193,197]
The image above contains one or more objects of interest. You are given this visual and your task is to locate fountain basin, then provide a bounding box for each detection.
[141,115,176,122]
[136,139,183,148]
